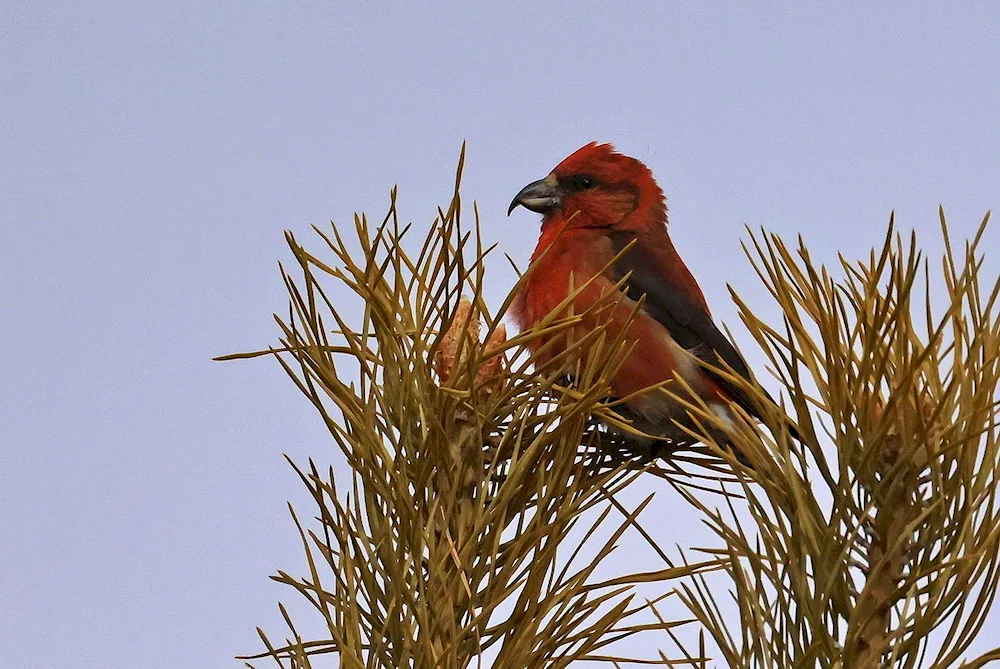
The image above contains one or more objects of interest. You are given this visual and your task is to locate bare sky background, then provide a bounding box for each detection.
[2,3,998,667]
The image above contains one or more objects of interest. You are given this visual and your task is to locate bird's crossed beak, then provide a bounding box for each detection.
[507,173,561,216]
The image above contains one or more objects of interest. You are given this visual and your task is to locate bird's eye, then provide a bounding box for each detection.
[572,176,597,191]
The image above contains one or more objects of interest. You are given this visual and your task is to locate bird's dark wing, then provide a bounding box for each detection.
[606,230,765,420]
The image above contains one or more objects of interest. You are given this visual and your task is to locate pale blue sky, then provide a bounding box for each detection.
[2,3,998,667]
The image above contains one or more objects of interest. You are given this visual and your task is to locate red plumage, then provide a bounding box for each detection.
[509,142,771,453]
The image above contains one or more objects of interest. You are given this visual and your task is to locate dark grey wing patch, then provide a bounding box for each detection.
[606,230,763,418]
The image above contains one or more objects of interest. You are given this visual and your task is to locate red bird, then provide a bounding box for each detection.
[508,142,778,454]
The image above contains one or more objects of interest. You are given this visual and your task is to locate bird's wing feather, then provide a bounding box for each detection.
[606,230,764,419]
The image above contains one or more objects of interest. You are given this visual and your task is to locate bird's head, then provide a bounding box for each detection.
[508,142,666,230]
